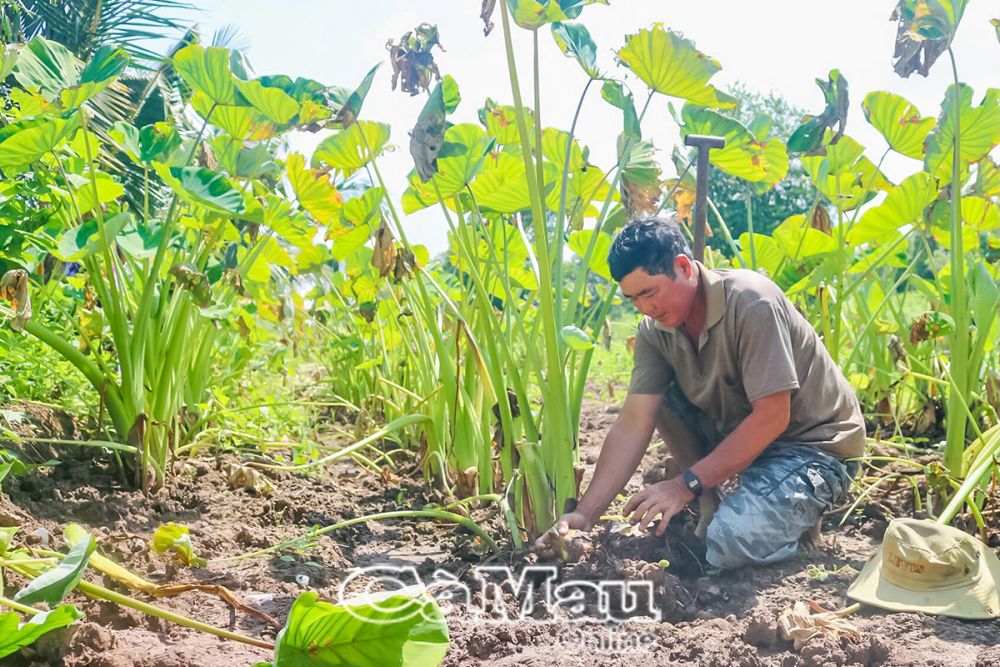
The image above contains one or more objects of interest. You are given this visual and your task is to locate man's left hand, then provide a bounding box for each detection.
[624,478,695,536]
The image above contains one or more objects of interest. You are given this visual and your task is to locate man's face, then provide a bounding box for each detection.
[619,258,696,328]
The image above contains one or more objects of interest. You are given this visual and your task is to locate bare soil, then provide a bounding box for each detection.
[1,400,999,666]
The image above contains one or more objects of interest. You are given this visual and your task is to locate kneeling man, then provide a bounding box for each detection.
[538,216,864,568]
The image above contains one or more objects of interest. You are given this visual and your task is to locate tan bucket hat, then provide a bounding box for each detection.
[847,518,1000,619]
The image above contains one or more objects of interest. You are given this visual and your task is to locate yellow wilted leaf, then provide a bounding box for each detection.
[0,269,31,331]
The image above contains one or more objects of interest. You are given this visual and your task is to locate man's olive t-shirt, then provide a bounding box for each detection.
[628,263,866,459]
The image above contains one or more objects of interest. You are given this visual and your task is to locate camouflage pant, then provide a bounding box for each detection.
[663,384,857,569]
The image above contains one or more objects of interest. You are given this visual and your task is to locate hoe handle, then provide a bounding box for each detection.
[683,134,726,262]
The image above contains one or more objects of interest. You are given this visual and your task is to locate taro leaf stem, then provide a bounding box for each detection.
[75,581,274,650]
[0,596,41,615]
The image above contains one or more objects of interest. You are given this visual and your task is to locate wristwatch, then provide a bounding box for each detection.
[681,469,703,498]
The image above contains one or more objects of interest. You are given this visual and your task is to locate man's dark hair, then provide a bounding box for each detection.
[607,216,693,282]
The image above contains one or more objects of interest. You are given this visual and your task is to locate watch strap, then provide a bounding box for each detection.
[681,469,703,498]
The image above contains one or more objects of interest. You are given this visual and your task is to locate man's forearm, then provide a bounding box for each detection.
[690,392,790,489]
[575,420,652,524]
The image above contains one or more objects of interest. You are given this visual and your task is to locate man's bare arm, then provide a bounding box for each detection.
[624,390,792,533]
[574,392,662,527]
[689,390,791,488]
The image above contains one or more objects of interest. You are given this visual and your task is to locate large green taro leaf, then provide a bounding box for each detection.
[924,85,1000,184]
[312,121,391,177]
[617,24,736,109]
[479,99,533,146]
[551,21,599,78]
[507,0,607,30]
[15,534,96,605]
[287,152,342,224]
[568,229,612,280]
[109,121,181,166]
[0,113,79,168]
[330,188,384,261]
[234,78,300,125]
[862,91,935,160]
[0,606,85,660]
[55,212,131,262]
[772,214,837,260]
[173,44,237,105]
[847,171,937,246]
[14,37,128,109]
[265,589,448,667]
[403,123,492,213]
[800,133,893,211]
[680,105,788,186]
[154,165,246,215]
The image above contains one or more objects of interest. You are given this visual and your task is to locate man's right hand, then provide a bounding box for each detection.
[532,511,593,560]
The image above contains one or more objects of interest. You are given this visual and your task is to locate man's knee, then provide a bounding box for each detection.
[704,501,801,570]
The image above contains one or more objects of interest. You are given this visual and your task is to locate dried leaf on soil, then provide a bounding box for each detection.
[778,599,861,649]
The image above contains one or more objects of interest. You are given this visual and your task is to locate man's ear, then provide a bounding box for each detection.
[674,254,693,279]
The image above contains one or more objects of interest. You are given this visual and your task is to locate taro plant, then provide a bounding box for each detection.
[301,5,805,541]
[719,1,1000,520]
[0,36,353,488]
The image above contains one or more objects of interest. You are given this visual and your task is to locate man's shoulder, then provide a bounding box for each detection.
[716,268,786,309]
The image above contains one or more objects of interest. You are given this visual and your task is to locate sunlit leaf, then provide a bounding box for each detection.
[0,606,85,660]
[287,152,342,224]
[541,128,586,172]
[12,37,126,109]
[154,165,246,215]
[479,99,532,146]
[973,157,1000,197]
[551,21,599,78]
[561,325,594,350]
[312,121,391,176]
[55,212,131,262]
[0,526,18,554]
[61,45,129,109]
[173,44,237,105]
[567,229,612,279]
[0,113,79,168]
[403,123,492,213]
[862,91,935,160]
[848,172,937,246]
[546,165,614,223]
[924,85,1000,184]
[109,121,181,166]
[234,78,300,125]
[618,138,661,218]
[332,222,376,262]
[929,200,979,250]
[151,522,206,568]
[262,589,448,667]
[617,24,736,109]
[507,0,607,30]
[772,215,837,259]
[243,237,293,282]
[469,151,532,213]
[680,105,789,186]
[15,534,96,605]
[800,134,893,211]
